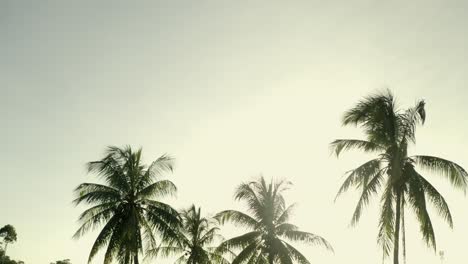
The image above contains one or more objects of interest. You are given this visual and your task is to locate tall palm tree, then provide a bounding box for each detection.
[215,177,333,264]
[331,90,468,264]
[150,205,231,264]
[73,146,181,264]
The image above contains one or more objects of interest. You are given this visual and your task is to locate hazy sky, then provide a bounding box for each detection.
[2,1,468,263]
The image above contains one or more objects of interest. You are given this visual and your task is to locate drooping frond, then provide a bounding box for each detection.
[230,242,261,264]
[413,155,468,191]
[143,201,181,241]
[87,214,121,263]
[330,139,385,157]
[377,182,394,258]
[73,183,121,205]
[274,240,294,264]
[335,159,382,201]
[275,223,299,234]
[406,175,436,250]
[217,231,262,253]
[282,241,311,264]
[280,230,334,252]
[416,173,453,228]
[350,169,385,226]
[215,210,259,229]
[74,202,117,239]
[137,180,177,199]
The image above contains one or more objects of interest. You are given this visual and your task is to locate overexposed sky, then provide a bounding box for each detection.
[2,1,468,263]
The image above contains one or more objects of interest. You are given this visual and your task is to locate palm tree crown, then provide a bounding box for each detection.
[73,146,181,264]
[331,90,468,264]
[216,176,333,264]
[151,205,230,264]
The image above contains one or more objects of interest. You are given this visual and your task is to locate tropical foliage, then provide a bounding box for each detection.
[0,249,24,264]
[215,177,333,264]
[67,90,468,264]
[73,146,181,264]
[150,205,231,264]
[331,90,468,264]
[0,225,17,255]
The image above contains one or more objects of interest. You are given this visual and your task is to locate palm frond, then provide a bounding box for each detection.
[215,210,259,229]
[413,155,468,191]
[406,176,436,250]
[231,242,260,264]
[416,173,453,228]
[282,241,311,264]
[73,183,121,205]
[217,231,261,253]
[377,182,394,258]
[330,139,385,157]
[280,230,334,252]
[137,180,177,199]
[87,214,121,263]
[335,159,383,201]
[349,169,385,226]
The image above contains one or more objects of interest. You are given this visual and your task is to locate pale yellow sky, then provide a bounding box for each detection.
[2,1,468,263]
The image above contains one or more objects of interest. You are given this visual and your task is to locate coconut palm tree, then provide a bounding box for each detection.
[150,205,231,264]
[73,146,181,264]
[215,177,333,264]
[331,90,468,264]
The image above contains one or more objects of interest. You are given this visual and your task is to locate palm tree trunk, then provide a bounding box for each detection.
[401,199,406,264]
[393,191,402,264]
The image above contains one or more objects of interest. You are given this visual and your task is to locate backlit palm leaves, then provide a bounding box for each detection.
[216,177,333,264]
[150,205,230,264]
[73,146,180,264]
[331,90,468,264]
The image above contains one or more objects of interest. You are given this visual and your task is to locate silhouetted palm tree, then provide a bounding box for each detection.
[331,90,468,264]
[73,146,180,264]
[150,205,231,264]
[215,177,333,264]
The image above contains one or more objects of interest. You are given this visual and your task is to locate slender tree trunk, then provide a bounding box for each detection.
[401,199,406,264]
[393,191,402,264]
[134,254,139,264]
[4,242,8,255]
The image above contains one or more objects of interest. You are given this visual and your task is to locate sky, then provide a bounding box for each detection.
[2,0,468,263]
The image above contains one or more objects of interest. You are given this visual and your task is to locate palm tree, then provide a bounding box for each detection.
[215,177,333,264]
[0,225,17,255]
[73,146,181,264]
[331,90,468,264]
[150,205,231,264]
